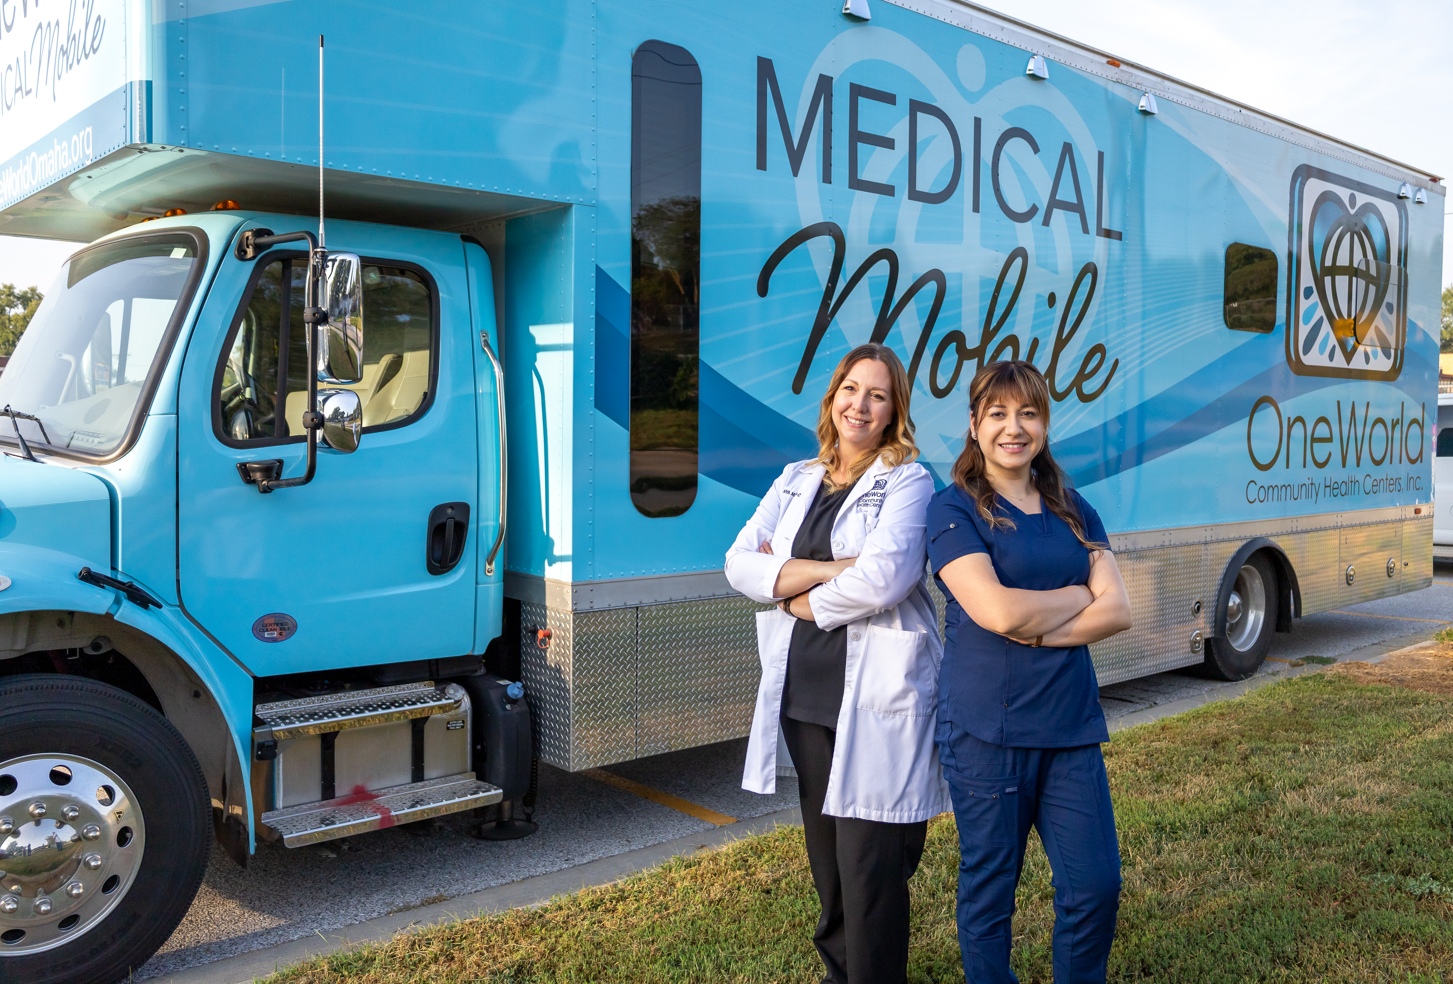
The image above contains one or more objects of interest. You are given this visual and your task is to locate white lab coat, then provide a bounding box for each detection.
[725,455,951,823]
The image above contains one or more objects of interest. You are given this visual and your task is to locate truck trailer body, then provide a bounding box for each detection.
[0,0,1442,980]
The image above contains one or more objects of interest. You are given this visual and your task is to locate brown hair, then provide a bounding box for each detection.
[950,360,1102,549]
[815,343,919,491]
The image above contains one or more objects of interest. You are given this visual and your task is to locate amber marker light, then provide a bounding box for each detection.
[163,208,188,217]
[1106,58,1121,67]
[211,200,241,211]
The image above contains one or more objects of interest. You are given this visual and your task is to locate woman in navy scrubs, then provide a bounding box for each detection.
[927,360,1132,984]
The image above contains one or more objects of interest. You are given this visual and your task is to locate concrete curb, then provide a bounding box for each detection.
[1107,630,1441,734]
[143,807,803,984]
[146,629,1443,984]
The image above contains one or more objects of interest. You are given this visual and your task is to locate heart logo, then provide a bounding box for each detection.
[1308,190,1391,362]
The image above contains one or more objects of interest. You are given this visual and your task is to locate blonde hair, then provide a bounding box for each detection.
[815,343,918,491]
[951,360,1103,549]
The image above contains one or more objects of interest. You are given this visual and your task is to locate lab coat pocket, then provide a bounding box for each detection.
[754,608,794,670]
[854,625,935,716]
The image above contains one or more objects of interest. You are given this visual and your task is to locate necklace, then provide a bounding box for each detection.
[994,484,1037,504]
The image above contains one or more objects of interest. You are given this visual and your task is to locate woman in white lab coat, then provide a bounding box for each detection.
[725,342,949,984]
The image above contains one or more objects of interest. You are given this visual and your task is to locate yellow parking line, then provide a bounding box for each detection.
[582,769,738,826]
[1327,610,1450,624]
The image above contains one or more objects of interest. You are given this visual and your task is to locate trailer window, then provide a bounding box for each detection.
[630,40,701,518]
[217,259,434,443]
[1223,243,1278,333]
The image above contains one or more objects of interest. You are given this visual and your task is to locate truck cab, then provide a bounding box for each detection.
[0,212,526,980]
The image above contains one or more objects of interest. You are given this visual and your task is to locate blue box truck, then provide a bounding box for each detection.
[0,0,1441,979]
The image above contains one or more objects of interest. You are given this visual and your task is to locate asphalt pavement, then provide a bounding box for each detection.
[135,562,1453,982]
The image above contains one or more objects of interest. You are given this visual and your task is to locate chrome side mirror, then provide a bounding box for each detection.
[316,389,362,454]
[318,252,364,384]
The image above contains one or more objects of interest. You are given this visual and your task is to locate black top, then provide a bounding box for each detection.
[781,481,852,729]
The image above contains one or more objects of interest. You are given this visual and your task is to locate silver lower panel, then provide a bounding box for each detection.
[519,512,1432,770]
[520,596,760,771]
[1091,513,1431,686]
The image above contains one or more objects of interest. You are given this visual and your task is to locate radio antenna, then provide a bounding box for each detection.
[318,34,325,249]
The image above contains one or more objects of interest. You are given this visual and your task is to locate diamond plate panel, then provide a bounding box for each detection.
[1339,521,1404,605]
[635,596,762,759]
[520,602,575,770]
[1092,542,1211,686]
[927,572,948,637]
[1404,517,1433,589]
[570,607,640,769]
[1271,527,1342,614]
[517,515,1418,771]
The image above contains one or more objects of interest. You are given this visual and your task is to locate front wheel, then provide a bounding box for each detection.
[0,674,211,984]
[1200,552,1279,681]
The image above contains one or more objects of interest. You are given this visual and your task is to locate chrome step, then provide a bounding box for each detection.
[261,774,502,847]
[255,681,464,739]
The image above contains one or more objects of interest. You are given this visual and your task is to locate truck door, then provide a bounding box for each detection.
[176,225,479,675]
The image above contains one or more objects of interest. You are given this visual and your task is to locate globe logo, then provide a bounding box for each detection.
[1285,166,1404,381]
[1308,189,1392,362]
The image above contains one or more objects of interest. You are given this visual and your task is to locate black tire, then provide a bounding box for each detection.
[0,674,210,984]
[1200,552,1279,681]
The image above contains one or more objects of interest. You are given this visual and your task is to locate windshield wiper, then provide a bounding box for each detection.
[2,405,50,462]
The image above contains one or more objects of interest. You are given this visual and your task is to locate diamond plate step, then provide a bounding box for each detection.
[261,774,502,847]
[255,681,463,739]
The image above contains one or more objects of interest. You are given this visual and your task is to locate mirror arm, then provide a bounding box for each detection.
[235,227,316,261]
[481,331,507,576]
[258,244,327,493]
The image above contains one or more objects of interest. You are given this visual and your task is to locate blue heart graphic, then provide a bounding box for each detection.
[1308,190,1390,363]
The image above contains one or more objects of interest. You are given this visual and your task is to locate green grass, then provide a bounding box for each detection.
[266,674,1453,983]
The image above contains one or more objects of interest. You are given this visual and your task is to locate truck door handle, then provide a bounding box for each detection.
[426,502,471,575]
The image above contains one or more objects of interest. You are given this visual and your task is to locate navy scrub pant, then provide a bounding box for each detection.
[937,725,1121,984]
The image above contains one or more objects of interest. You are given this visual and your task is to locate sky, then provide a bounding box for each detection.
[0,0,1448,291]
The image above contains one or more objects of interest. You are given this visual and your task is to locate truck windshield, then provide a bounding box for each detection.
[0,233,199,457]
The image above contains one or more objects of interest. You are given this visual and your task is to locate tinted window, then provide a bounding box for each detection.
[218,259,433,442]
[1224,243,1278,333]
[630,40,701,518]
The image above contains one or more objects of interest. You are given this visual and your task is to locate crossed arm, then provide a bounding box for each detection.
[758,543,854,621]
[937,548,1132,647]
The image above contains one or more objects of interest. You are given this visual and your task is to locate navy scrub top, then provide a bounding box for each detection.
[927,483,1110,749]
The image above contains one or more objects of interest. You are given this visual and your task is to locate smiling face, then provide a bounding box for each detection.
[831,358,894,457]
[970,387,1047,478]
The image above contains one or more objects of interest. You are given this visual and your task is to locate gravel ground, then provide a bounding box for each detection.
[134,562,1453,981]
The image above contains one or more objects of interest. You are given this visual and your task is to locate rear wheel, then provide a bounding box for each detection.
[0,674,210,984]
[1201,552,1279,680]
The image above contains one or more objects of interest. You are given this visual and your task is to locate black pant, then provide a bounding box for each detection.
[781,716,928,984]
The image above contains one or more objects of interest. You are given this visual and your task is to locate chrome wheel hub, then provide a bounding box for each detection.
[0,755,144,953]
[1224,564,1267,653]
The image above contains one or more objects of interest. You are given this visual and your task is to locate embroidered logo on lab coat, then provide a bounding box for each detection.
[857,477,889,514]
